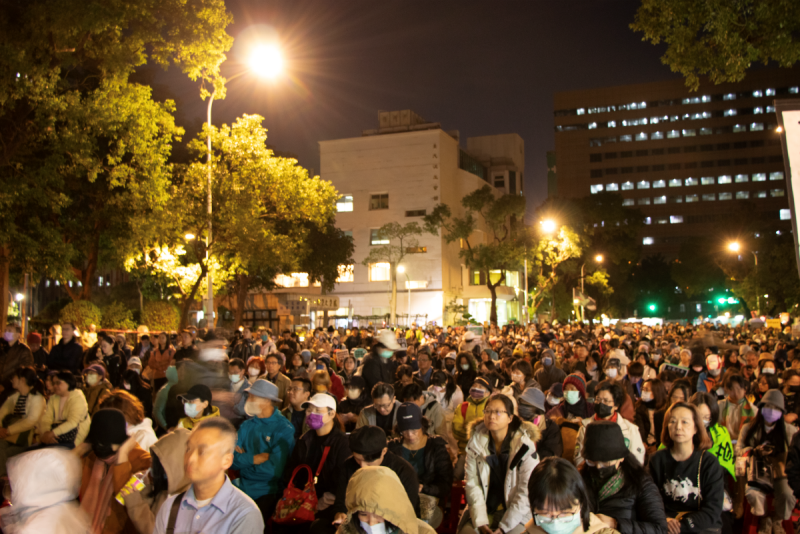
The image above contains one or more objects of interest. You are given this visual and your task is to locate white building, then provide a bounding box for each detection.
[319,111,526,327]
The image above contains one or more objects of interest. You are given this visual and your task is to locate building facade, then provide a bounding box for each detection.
[319,111,525,326]
[553,69,799,257]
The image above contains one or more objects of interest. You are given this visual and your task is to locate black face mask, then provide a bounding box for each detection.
[588,464,617,484]
[518,404,540,422]
[594,402,614,419]
[92,443,117,460]
[788,385,800,395]
[445,362,455,371]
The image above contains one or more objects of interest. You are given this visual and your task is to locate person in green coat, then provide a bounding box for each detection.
[690,392,736,479]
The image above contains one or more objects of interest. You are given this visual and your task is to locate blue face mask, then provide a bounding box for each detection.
[184,402,201,419]
[380,349,394,359]
[261,335,268,342]
[535,513,582,534]
[543,357,553,367]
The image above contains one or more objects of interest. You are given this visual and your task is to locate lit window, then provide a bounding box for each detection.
[682,129,696,137]
[669,178,682,188]
[590,184,604,194]
[607,121,616,128]
[643,237,654,245]
[651,131,664,140]
[767,105,775,113]
[719,192,732,200]
[619,135,632,142]
[621,181,634,190]
[622,199,634,206]
[656,218,668,225]
[752,173,767,182]
[588,122,597,129]
[780,209,792,220]
[670,215,684,224]
[577,108,585,115]
[635,132,648,141]
[770,171,784,181]
[685,194,699,203]
[336,195,354,212]
[702,194,716,201]
[754,106,763,114]
[790,87,799,94]
[718,175,732,184]
[771,189,785,197]
[766,88,776,97]
[735,174,749,183]
[369,193,389,210]
[653,180,666,188]
[336,265,355,283]
[644,217,652,225]
[736,191,750,199]
[669,195,683,203]
[369,263,391,282]
[755,191,767,198]
[638,197,651,205]
[753,90,763,98]
[670,115,680,122]
[750,123,764,131]
[699,128,712,135]
[370,229,390,246]
[654,195,666,204]
[275,273,310,288]
[685,177,698,186]
[606,183,619,191]
[45,280,51,288]
[637,180,650,189]
[701,177,715,185]
[733,124,746,133]
[724,109,737,117]
[667,130,680,138]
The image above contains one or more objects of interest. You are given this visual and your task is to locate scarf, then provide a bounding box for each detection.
[597,469,625,502]
[566,397,589,418]
[80,456,117,534]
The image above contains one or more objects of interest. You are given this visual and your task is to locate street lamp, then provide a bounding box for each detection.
[204,43,284,326]
[579,254,604,322]
[540,219,557,234]
[727,241,759,315]
[523,219,558,325]
[185,233,196,241]
[14,293,24,302]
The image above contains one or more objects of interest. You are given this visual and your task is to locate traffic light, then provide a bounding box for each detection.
[648,304,657,312]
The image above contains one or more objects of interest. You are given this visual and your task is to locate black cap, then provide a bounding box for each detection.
[583,421,628,462]
[349,425,387,456]
[86,408,128,446]
[179,384,212,404]
[348,376,366,390]
[396,403,422,432]
[472,377,493,392]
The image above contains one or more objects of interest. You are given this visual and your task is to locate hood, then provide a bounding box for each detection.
[7,448,82,510]
[150,428,191,494]
[344,466,420,534]
[420,390,437,408]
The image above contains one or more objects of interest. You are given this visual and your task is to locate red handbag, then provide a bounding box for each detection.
[272,446,331,524]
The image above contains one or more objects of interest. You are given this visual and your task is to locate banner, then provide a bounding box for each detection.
[775,101,800,279]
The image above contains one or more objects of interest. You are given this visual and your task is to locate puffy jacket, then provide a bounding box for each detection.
[388,434,453,500]
[46,337,84,375]
[283,425,351,499]
[582,467,667,534]
[232,409,295,499]
[452,395,490,454]
[535,364,566,392]
[127,418,158,452]
[1,448,91,534]
[177,405,221,430]
[574,415,645,467]
[123,429,191,534]
[147,346,174,381]
[464,420,541,533]
[0,391,45,446]
[0,342,33,384]
[83,378,113,415]
[419,391,448,439]
[38,389,91,446]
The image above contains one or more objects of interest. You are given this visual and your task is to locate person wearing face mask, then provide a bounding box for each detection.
[519,387,563,460]
[452,376,498,481]
[578,422,666,534]
[546,384,564,413]
[77,409,152,534]
[226,357,248,425]
[535,349,566,392]
[696,354,724,397]
[357,383,400,436]
[573,381,645,468]
[177,384,220,430]
[781,370,800,424]
[335,466,436,534]
[361,330,400,400]
[758,353,778,380]
[280,393,351,534]
[339,376,370,432]
[443,352,458,376]
[244,356,266,386]
[231,379,295,525]
[736,389,798,532]
[600,359,636,422]
[633,379,668,452]
[428,370,463,452]
[456,352,479,396]
[82,364,113,415]
[753,372,780,405]
[152,364,179,432]
[689,392,736,481]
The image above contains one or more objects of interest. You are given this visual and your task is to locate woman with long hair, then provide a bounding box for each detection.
[455,352,478,397]
[146,332,174,393]
[0,366,46,474]
[752,373,779,405]
[634,378,668,452]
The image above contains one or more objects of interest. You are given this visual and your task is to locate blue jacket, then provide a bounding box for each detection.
[232,409,295,499]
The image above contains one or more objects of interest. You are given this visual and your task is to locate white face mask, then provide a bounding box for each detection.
[359,521,387,534]
[85,374,99,387]
[762,367,775,375]
[606,368,618,379]
[346,389,361,400]
[248,368,261,377]
[230,374,242,384]
[244,401,261,417]
[641,391,653,402]
[122,382,131,391]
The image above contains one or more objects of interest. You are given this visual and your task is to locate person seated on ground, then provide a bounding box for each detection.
[428,369,463,452]
[689,392,736,480]
[232,379,296,526]
[281,377,312,440]
[601,359,636,422]
[77,408,152,534]
[400,382,448,439]
[526,456,621,534]
[339,376,370,432]
[122,361,152,418]
[649,402,724,534]
[36,370,91,449]
[458,393,541,534]
[315,355,346,399]
[177,384,220,430]
[453,376,496,455]
[518,387,563,460]
[535,349,566,392]
[118,429,191,534]
[753,372,780,405]
[456,352,479,398]
[335,466,436,534]
[781,370,800,425]
[280,393,351,533]
[356,382,401,436]
[736,389,798,533]
[394,364,424,395]
[718,373,758,444]
[82,364,113,415]
[574,380,645,467]
[386,402,452,528]
[153,419,264,534]
[503,360,541,404]
[0,366,46,475]
[634,378,668,453]
[226,357,248,426]
[332,425,421,530]
[100,390,157,452]
[2,447,92,534]
[579,421,667,534]
[545,383,564,413]
[311,368,336,399]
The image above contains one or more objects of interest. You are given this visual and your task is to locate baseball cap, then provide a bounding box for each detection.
[245,379,281,402]
[301,393,337,412]
[178,384,212,404]
[396,403,422,432]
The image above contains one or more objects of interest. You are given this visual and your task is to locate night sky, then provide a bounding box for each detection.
[167,0,676,215]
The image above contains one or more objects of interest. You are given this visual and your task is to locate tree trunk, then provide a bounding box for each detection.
[488,280,498,325]
[0,245,9,328]
[178,268,207,330]
[389,262,397,326]
[234,274,251,328]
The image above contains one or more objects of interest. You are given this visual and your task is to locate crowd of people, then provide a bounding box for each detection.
[0,318,799,534]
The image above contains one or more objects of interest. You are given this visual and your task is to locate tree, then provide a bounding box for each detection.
[528,225,585,317]
[361,222,423,326]
[0,0,232,324]
[631,0,800,90]
[424,186,526,325]
[672,236,728,299]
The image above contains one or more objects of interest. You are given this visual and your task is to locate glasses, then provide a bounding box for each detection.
[374,402,394,410]
[287,387,305,393]
[595,398,614,406]
[484,410,509,417]
[535,509,580,522]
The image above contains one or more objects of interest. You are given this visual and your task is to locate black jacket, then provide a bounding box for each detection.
[284,425,351,500]
[361,350,393,396]
[388,434,453,501]
[47,338,84,374]
[786,431,800,500]
[334,450,420,517]
[583,467,667,534]
[634,403,665,448]
[537,419,564,459]
[455,368,478,398]
[173,345,198,362]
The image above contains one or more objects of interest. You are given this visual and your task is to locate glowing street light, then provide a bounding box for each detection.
[14,293,24,302]
[249,44,284,79]
[594,254,604,263]
[728,241,741,253]
[396,265,405,274]
[540,219,557,233]
[726,240,759,314]
[185,233,196,241]
[776,126,784,133]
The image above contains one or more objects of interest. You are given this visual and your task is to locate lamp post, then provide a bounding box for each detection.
[397,265,411,326]
[535,219,557,324]
[203,44,283,326]
[727,241,759,315]
[579,254,603,322]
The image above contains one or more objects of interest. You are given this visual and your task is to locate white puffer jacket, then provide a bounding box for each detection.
[464,420,541,533]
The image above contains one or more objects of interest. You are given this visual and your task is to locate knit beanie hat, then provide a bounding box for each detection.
[563,374,586,398]
[583,421,628,462]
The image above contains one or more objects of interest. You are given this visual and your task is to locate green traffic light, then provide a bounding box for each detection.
[648,304,656,312]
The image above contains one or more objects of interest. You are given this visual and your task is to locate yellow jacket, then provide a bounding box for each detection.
[177,405,221,430]
[452,396,489,454]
